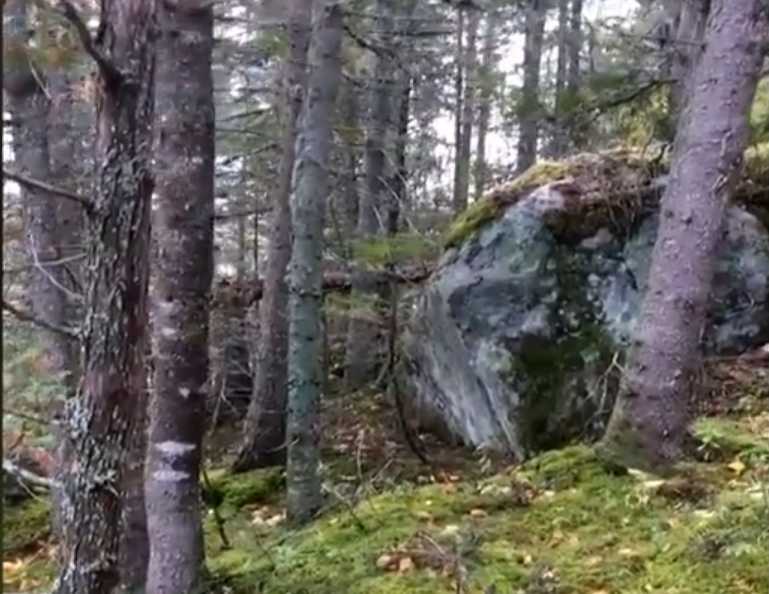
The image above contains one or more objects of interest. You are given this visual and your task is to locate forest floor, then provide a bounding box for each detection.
[2,350,768,594]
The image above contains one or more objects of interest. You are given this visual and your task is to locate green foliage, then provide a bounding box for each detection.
[205,467,285,510]
[693,417,769,463]
[3,498,51,553]
[750,78,769,142]
[351,233,438,267]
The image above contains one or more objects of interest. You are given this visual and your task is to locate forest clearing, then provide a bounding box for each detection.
[2,0,768,593]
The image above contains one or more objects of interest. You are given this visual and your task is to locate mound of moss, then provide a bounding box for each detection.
[206,421,769,594]
[3,498,51,553]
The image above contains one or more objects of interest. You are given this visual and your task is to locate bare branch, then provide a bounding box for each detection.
[2,298,80,341]
[3,168,93,212]
[56,0,123,85]
[3,457,59,490]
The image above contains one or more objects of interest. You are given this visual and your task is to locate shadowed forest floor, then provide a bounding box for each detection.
[3,352,768,594]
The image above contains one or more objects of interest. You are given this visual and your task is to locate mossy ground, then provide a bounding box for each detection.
[4,355,766,594]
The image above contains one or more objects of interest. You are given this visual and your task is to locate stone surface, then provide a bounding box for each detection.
[400,160,769,459]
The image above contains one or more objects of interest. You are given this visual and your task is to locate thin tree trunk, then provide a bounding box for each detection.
[145,3,215,593]
[337,75,361,235]
[344,0,396,390]
[669,0,709,128]
[391,71,411,216]
[452,7,465,212]
[516,0,546,173]
[474,15,497,201]
[455,10,479,211]
[567,0,582,93]
[598,0,766,474]
[54,0,155,592]
[549,0,569,158]
[234,0,313,472]
[286,0,344,525]
[236,212,247,283]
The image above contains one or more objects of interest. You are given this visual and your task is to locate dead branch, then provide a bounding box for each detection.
[56,0,123,86]
[3,168,93,212]
[2,298,80,341]
[3,457,59,490]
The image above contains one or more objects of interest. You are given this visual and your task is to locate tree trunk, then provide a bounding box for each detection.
[344,0,396,390]
[391,71,412,215]
[549,0,569,158]
[3,0,79,400]
[337,75,361,235]
[474,15,497,201]
[286,0,344,525]
[516,0,546,173]
[54,0,155,592]
[567,0,582,93]
[234,0,313,472]
[669,0,710,127]
[145,3,215,593]
[598,0,766,474]
[455,9,479,211]
[452,7,465,212]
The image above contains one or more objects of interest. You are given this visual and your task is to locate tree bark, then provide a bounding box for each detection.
[452,7,465,212]
[567,0,582,94]
[286,0,344,525]
[516,0,547,173]
[598,0,766,474]
[474,14,497,201]
[455,9,479,212]
[548,0,569,158]
[54,0,155,592]
[344,0,396,390]
[234,0,314,472]
[144,3,215,593]
[669,0,710,128]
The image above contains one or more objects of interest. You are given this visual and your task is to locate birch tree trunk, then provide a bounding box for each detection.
[234,0,313,472]
[286,0,344,525]
[54,0,155,592]
[598,0,767,474]
[344,0,395,390]
[145,2,215,593]
[516,0,546,173]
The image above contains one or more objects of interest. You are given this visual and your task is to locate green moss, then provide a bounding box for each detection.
[206,467,285,510]
[692,417,769,462]
[443,160,576,249]
[3,498,51,552]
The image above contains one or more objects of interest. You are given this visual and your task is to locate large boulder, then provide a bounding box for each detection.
[399,151,769,460]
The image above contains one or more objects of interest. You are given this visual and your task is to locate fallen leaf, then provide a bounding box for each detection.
[469,508,488,518]
[376,554,394,570]
[585,555,602,567]
[398,556,415,573]
[414,510,432,521]
[727,459,747,475]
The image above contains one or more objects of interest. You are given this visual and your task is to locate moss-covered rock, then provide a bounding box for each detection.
[400,149,769,456]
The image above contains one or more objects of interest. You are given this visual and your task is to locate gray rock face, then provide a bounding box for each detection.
[400,183,769,459]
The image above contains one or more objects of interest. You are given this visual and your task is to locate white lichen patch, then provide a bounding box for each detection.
[155,440,197,456]
[153,469,191,482]
[179,387,191,398]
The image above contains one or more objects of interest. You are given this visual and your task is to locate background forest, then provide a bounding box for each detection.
[2,0,769,593]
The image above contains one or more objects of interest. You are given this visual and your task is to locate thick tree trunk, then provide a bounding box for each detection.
[455,9,479,212]
[474,15,497,201]
[145,3,215,593]
[54,1,155,592]
[286,0,344,525]
[344,0,396,390]
[598,0,766,474]
[516,0,547,173]
[234,0,313,472]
